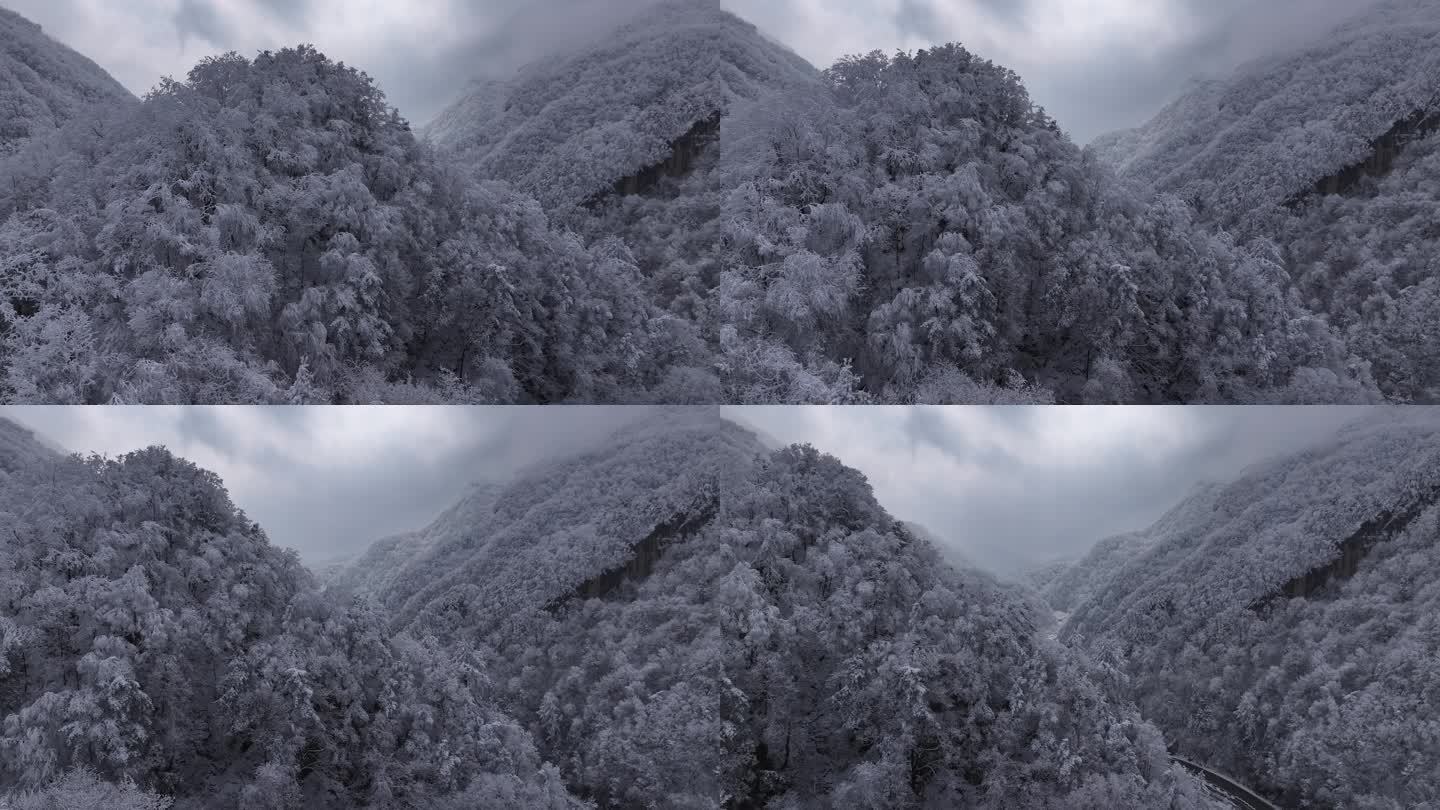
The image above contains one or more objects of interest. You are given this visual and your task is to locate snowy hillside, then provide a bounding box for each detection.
[0,414,58,472]
[333,413,1216,808]
[337,408,761,634]
[426,0,819,209]
[1062,409,1440,807]
[1090,0,1440,218]
[0,412,1227,808]
[1090,0,1440,402]
[0,423,604,808]
[0,6,132,157]
[1042,482,1224,612]
[0,1,1414,404]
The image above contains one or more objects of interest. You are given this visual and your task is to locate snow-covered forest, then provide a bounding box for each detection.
[0,408,1227,809]
[0,0,1435,403]
[1050,409,1440,808]
[2,406,1435,808]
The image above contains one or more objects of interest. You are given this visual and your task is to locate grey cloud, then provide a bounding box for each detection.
[173,0,233,47]
[175,407,240,459]
[250,0,311,26]
[1042,0,1389,141]
[903,407,1019,470]
[893,0,943,40]
[974,405,1040,436]
[231,406,653,560]
[260,406,316,436]
[356,0,668,127]
[948,407,1374,572]
[968,0,1030,28]
[173,0,314,49]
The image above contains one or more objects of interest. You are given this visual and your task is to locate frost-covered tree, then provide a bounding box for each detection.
[714,44,1370,403]
[0,8,134,158]
[0,0,1415,403]
[0,43,662,405]
[0,426,584,809]
[330,411,1216,809]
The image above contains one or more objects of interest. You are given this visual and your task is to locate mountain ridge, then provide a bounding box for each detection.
[1089,0,1440,219]
[330,412,1213,808]
[0,414,61,472]
[0,5,134,156]
[424,0,820,210]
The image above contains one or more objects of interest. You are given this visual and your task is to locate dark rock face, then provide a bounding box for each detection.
[607,110,722,199]
[1253,481,1440,609]
[547,497,719,610]
[1286,107,1440,207]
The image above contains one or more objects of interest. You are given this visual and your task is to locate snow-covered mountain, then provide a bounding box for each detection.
[1090,0,1440,218]
[0,6,133,157]
[333,411,1215,808]
[0,0,1412,404]
[333,408,760,633]
[0,414,59,472]
[1090,0,1440,402]
[1061,409,1440,808]
[425,0,818,209]
[0,410,1222,808]
[0,419,591,808]
[1041,481,1225,612]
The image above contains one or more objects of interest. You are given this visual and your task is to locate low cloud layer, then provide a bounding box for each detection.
[5,0,1387,140]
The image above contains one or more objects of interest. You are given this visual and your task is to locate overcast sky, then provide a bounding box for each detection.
[2,405,1377,575]
[4,0,1384,142]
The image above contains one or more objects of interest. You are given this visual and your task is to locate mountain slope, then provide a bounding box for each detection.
[1043,482,1224,612]
[1090,0,1440,219]
[425,0,819,209]
[341,413,1215,808]
[332,408,756,628]
[0,414,60,472]
[1091,0,1440,402]
[1061,410,1440,808]
[0,43,670,406]
[0,6,133,156]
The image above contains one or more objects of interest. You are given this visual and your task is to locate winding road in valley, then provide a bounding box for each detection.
[1171,756,1282,810]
